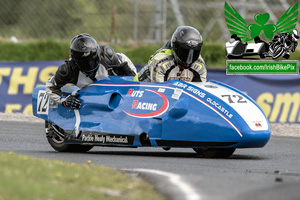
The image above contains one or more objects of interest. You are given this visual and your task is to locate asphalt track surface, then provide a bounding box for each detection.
[1,121,300,200]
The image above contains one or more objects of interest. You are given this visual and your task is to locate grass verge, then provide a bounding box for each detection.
[0,152,165,200]
[1,40,299,68]
[0,40,227,67]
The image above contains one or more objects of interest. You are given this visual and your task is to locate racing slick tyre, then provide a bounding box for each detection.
[272,46,284,59]
[45,121,94,152]
[259,53,266,59]
[193,148,236,158]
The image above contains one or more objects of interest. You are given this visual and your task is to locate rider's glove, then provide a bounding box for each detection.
[118,61,136,76]
[61,94,81,109]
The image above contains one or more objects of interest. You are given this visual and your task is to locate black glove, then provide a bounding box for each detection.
[61,94,81,109]
[117,61,136,76]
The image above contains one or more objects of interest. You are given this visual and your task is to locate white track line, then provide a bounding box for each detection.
[132,168,201,200]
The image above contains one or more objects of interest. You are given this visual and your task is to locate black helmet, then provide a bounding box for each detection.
[70,33,101,76]
[171,26,203,68]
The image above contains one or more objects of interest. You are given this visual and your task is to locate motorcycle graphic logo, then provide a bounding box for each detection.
[224,2,299,59]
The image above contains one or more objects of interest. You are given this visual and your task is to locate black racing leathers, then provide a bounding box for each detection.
[46,45,136,103]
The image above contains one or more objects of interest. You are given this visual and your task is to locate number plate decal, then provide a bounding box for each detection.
[37,90,49,115]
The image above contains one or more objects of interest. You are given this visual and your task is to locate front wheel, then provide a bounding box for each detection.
[193,148,236,158]
[45,121,93,152]
[272,46,284,59]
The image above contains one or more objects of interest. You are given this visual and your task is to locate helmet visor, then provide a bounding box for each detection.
[72,50,100,76]
[175,46,201,66]
[292,33,299,40]
[75,57,99,74]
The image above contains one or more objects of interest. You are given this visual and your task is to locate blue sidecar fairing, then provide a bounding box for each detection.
[32,76,270,149]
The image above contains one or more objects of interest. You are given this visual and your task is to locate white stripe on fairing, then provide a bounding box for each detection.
[183,90,242,137]
[191,81,268,131]
[90,83,242,137]
[74,109,81,137]
[90,83,175,89]
[130,168,202,200]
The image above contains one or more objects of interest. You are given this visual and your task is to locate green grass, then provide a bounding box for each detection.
[0,40,226,67]
[0,40,70,62]
[0,152,165,200]
[201,43,226,68]
[0,40,299,69]
[111,44,162,66]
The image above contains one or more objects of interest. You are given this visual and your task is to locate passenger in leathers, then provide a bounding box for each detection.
[46,33,136,109]
[136,26,207,83]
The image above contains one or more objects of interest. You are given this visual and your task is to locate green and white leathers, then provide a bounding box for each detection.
[137,45,206,82]
[137,26,207,83]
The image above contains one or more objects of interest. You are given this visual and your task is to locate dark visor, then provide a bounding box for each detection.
[176,47,200,66]
[75,57,99,73]
[71,49,100,75]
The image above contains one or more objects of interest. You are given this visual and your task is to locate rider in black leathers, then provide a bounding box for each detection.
[45,33,136,109]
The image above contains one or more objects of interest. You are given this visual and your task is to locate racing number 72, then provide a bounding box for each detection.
[37,91,49,114]
[221,94,247,103]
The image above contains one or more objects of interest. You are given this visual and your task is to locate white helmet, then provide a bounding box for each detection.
[292,29,299,41]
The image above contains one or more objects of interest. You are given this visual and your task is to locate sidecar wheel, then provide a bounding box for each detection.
[259,53,266,59]
[193,148,235,158]
[45,121,93,152]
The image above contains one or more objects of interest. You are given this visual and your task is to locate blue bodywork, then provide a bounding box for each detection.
[32,76,270,149]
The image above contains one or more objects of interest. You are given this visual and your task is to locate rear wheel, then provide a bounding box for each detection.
[45,121,93,152]
[193,148,235,158]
